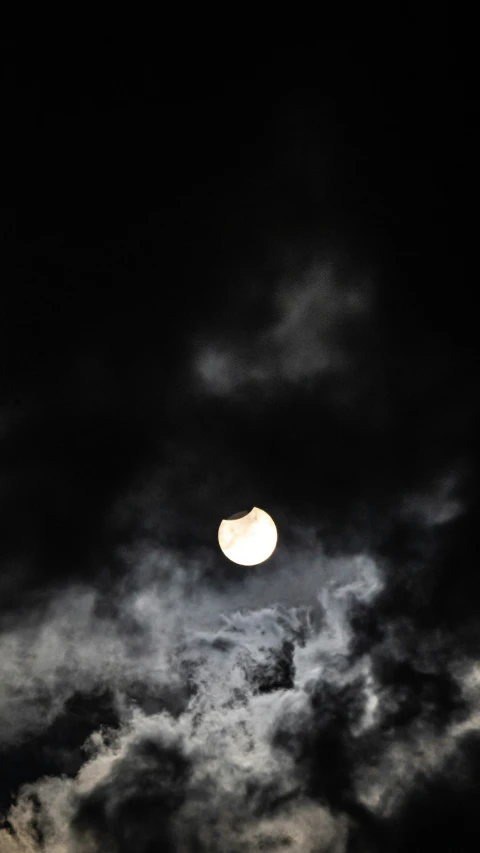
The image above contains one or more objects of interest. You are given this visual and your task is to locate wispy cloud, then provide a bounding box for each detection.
[193,260,374,402]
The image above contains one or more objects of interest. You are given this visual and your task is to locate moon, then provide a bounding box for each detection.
[218,507,278,566]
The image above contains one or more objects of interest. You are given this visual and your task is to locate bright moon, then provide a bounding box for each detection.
[218,507,278,566]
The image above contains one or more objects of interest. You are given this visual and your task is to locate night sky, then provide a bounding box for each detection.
[1,26,476,853]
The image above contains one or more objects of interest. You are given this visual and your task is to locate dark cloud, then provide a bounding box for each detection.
[73,738,190,853]
[0,689,118,819]
[387,731,480,851]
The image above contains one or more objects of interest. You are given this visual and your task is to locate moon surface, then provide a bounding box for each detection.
[218,507,278,566]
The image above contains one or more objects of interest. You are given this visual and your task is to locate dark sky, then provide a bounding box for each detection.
[1,26,477,853]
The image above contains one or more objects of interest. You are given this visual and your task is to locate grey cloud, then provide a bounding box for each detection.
[0,491,478,852]
[0,541,379,852]
[193,261,374,401]
[397,469,466,528]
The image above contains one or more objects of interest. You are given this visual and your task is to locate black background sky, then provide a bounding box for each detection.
[0,21,478,853]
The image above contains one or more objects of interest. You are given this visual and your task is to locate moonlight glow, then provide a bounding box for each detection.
[218,507,278,566]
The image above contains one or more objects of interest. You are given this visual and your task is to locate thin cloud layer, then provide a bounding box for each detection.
[193,260,374,401]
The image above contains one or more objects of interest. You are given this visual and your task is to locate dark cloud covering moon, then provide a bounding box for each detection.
[0,25,476,853]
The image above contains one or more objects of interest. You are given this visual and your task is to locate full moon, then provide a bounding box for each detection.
[218,507,278,566]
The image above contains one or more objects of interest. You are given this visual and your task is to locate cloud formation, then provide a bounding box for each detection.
[1,507,478,853]
[193,260,374,404]
[1,243,477,850]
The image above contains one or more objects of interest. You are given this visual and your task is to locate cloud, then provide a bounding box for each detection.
[192,260,374,404]
[0,328,476,852]
[0,540,378,852]
[1,511,479,852]
[398,470,465,528]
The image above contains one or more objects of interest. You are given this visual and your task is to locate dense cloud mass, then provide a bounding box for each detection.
[0,30,474,853]
[0,529,469,853]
